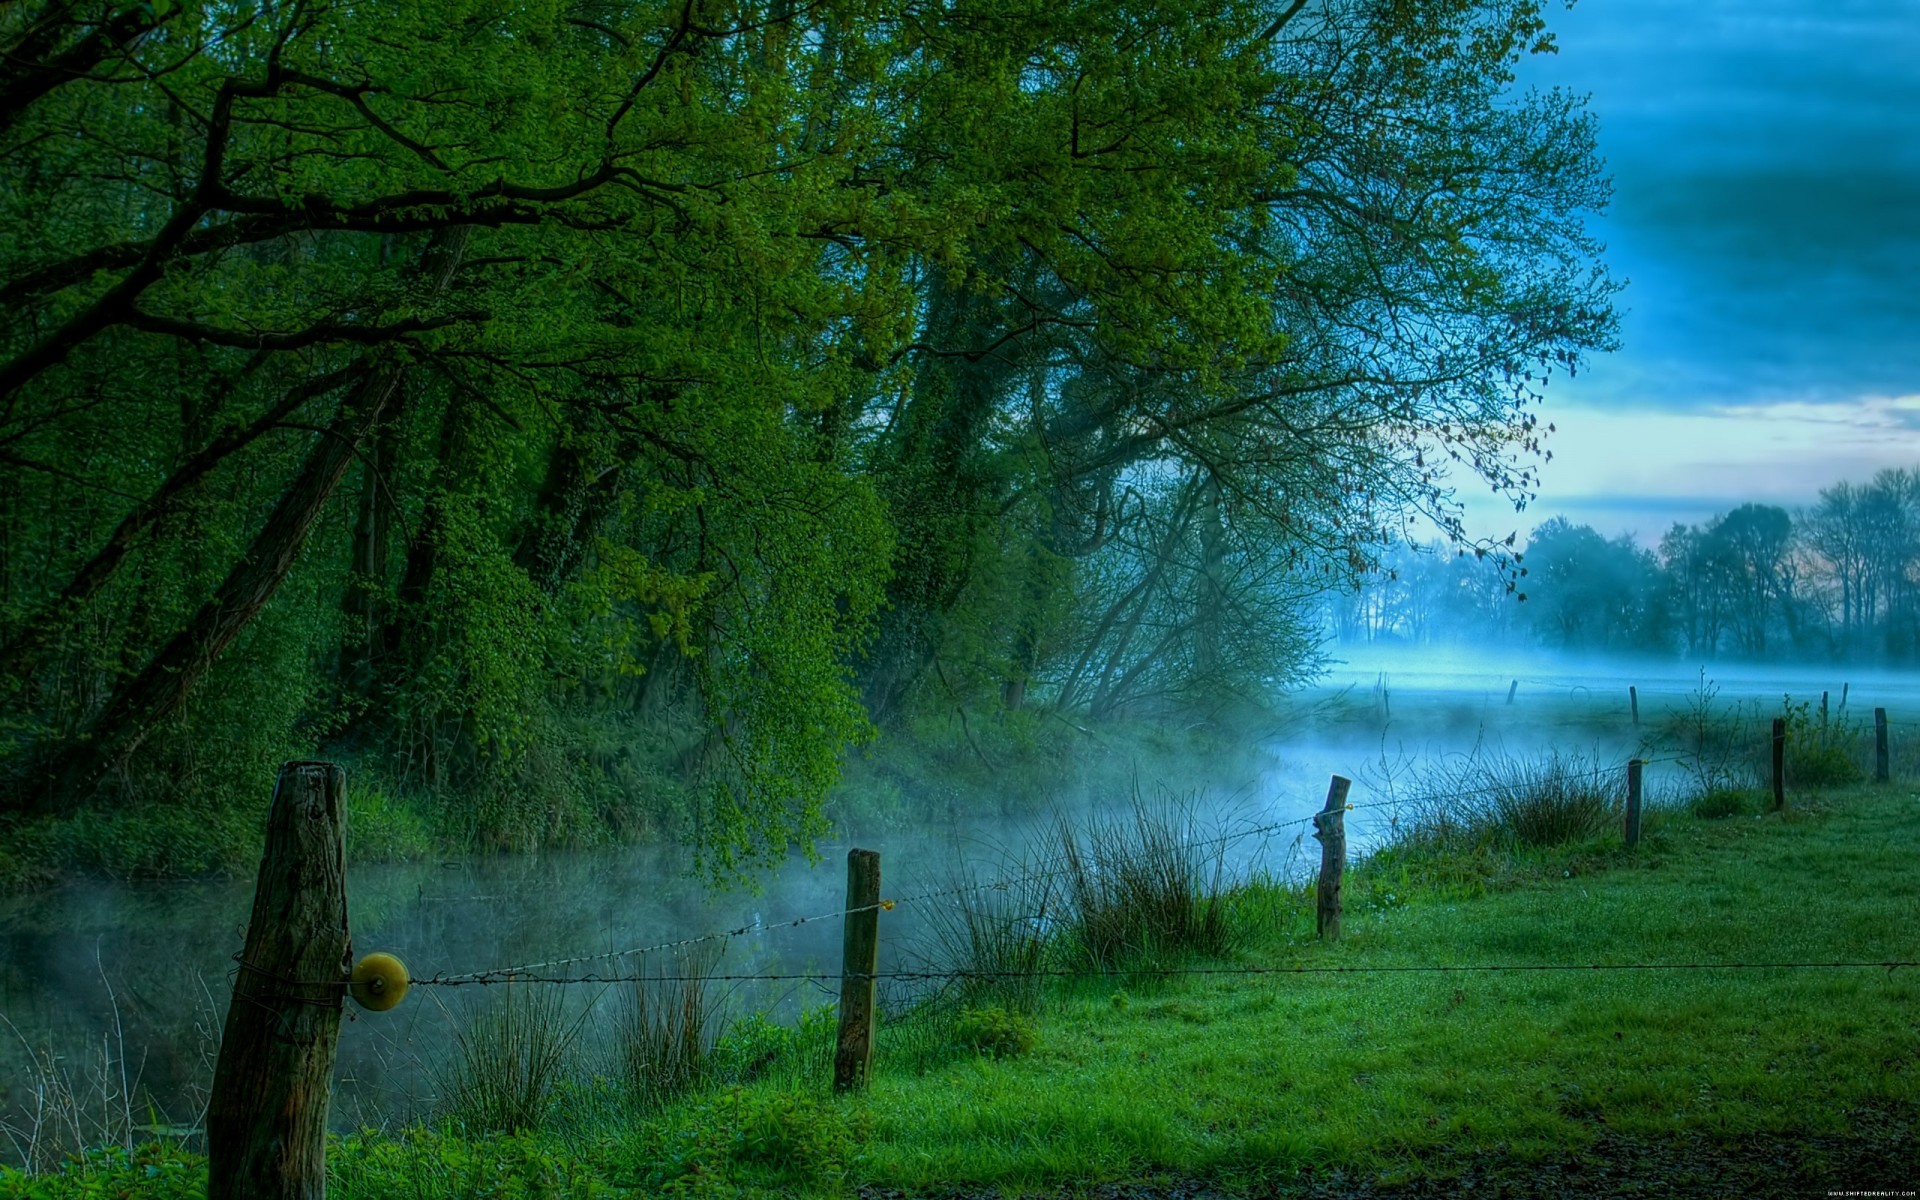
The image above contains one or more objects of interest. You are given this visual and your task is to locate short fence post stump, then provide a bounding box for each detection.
[1841,682,1850,710]
[834,848,881,1093]
[1624,759,1644,848]
[1771,717,1787,812]
[1875,707,1890,783]
[1313,776,1351,941]
[1629,685,1640,730]
[208,762,351,1200]
[1506,680,1518,706]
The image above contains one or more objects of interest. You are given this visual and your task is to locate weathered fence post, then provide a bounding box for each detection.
[1624,759,1644,847]
[1841,682,1850,710]
[1506,680,1518,706]
[834,848,881,1093]
[1771,717,1787,812]
[1821,691,1829,723]
[1875,707,1890,783]
[208,762,350,1200]
[1629,686,1640,730]
[1313,776,1351,941]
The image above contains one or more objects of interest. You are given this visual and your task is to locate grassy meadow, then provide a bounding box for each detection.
[6,742,1915,1198]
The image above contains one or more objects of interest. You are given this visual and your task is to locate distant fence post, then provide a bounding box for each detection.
[1841,682,1850,710]
[1506,680,1518,706]
[1313,776,1351,941]
[1771,718,1786,812]
[1625,759,1644,847]
[834,848,881,1094]
[208,762,350,1200]
[1820,691,1829,724]
[1629,686,1640,730]
[1875,708,1890,783]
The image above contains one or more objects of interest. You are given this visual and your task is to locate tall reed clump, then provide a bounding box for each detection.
[915,860,1058,1016]
[615,944,728,1112]
[1055,792,1235,969]
[1395,751,1623,854]
[439,978,584,1134]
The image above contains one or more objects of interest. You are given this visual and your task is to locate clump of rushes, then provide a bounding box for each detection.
[1396,750,1624,853]
[1055,790,1235,969]
[439,978,585,1135]
[916,858,1057,1016]
[616,943,728,1112]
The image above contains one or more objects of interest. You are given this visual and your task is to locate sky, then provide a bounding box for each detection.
[1451,0,1920,549]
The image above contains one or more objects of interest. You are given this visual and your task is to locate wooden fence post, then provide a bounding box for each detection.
[1506,680,1518,706]
[1820,691,1829,723]
[1313,776,1351,941]
[1629,686,1640,730]
[1876,707,1890,783]
[1771,717,1786,812]
[1841,682,1850,710]
[834,848,881,1093]
[208,762,350,1200]
[1624,759,1644,847]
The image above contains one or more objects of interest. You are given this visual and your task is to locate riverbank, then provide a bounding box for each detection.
[6,775,1914,1197]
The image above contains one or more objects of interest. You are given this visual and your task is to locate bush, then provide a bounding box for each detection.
[1055,791,1236,968]
[439,982,584,1135]
[1779,697,1866,788]
[615,946,727,1112]
[953,1007,1036,1059]
[1388,750,1622,854]
[1690,786,1762,820]
[913,858,1056,1015]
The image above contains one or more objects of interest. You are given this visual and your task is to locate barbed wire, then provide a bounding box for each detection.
[363,750,1823,991]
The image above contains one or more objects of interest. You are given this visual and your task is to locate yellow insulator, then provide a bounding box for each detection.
[349,952,410,1012]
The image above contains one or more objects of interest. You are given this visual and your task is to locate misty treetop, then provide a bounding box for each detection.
[1332,468,1920,661]
[0,0,1617,875]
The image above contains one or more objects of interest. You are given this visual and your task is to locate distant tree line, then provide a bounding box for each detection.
[0,0,1614,870]
[1329,468,1920,663]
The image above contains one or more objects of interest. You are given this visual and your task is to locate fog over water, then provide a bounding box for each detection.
[5,646,1916,1144]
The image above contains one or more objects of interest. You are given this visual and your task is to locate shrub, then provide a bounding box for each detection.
[953,1007,1036,1059]
[1779,696,1866,788]
[439,981,584,1135]
[614,946,727,1113]
[914,859,1056,1015]
[1690,786,1762,820]
[1389,750,1622,854]
[1055,791,1236,969]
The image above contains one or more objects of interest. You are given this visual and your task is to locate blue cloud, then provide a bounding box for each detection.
[1520,0,1920,407]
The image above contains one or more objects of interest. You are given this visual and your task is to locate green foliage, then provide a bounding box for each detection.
[1779,696,1867,788]
[438,983,586,1136]
[1690,786,1763,820]
[1055,794,1238,969]
[1387,750,1623,854]
[953,1007,1037,1060]
[616,948,727,1113]
[0,0,1617,886]
[0,1144,204,1200]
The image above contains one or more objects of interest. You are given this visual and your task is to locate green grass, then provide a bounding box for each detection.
[6,783,1917,1198]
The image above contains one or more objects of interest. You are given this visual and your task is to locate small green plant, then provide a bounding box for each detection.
[1055,790,1236,969]
[439,980,585,1135]
[914,858,1056,1015]
[953,1006,1036,1059]
[614,945,727,1112]
[1779,696,1866,788]
[1690,786,1761,820]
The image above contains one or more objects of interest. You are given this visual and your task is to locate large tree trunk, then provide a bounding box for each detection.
[859,267,1015,725]
[0,362,367,684]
